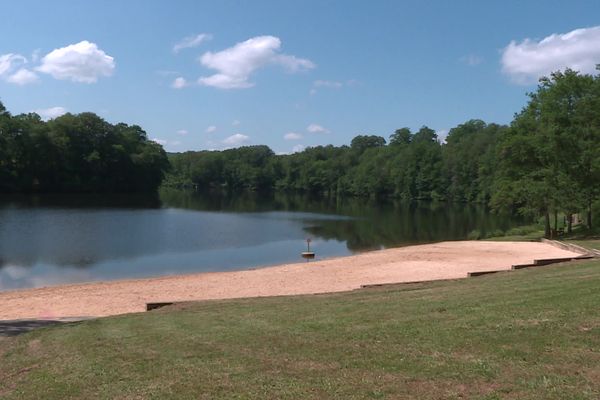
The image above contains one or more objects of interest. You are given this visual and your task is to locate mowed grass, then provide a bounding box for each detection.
[2,261,600,399]
[567,239,600,251]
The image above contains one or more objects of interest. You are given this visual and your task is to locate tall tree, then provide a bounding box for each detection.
[492,69,599,236]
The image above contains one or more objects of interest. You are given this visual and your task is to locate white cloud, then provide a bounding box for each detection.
[284,132,303,140]
[171,140,182,146]
[176,129,189,136]
[31,49,41,63]
[307,123,329,134]
[36,41,115,83]
[205,125,217,133]
[171,77,188,89]
[34,106,67,120]
[0,53,26,76]
[314,79,343,88]
[173,33,212,53]
[222,133,250,146]
[436,129,449,144]
[0,54,38,85]
[460,54,483,66]
[7,68,39,85]
[292,144,305,153]
[232,120,241,126]
[151,138,167,145]
[311,79,344,95]
[198,35,315,89]
[501,26,600,84]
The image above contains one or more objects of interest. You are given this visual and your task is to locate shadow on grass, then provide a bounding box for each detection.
[0,320,79,337]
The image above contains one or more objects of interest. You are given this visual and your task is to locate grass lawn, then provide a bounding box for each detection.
[1,260,600,399]
[566,239,600,252]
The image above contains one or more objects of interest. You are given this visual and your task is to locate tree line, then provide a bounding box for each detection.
[1,68,599,235]
[167,69,600,235]
[0,104,169,192]
[167,123,503,202]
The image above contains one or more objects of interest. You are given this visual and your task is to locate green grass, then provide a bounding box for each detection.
[2,261,600,399]
[567,239,600,251]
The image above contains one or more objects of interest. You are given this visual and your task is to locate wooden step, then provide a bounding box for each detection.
[511,263,537,270]
[146,302,175,311]
[534,257,577,266]
[468,270,504,277]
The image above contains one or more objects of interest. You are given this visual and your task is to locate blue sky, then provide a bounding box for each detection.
[1,0,600,154]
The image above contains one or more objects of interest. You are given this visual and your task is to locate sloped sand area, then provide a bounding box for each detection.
[0,241,581,320]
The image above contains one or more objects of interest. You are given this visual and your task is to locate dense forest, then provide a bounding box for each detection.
[1,69,599,236]
[166,69,600,235]
[0,103,169,192]
[167,122,502,202]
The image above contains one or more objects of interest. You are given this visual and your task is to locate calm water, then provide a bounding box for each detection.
[0,189,523,291]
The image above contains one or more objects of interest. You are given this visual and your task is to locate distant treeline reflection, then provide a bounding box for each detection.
[159,189,523,251]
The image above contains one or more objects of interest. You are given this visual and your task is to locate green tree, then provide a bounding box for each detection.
[389,128,412,146]
[492,69,599,236]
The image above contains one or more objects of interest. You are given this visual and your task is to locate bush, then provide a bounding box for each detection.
[505,225,539,236]
[467,229,482,240]
[489,229,505,238]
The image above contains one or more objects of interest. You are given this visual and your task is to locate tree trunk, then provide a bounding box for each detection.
[554,210,558,234]
[588,199,593,230]
[544,211,551,238]
[567,213,573,234]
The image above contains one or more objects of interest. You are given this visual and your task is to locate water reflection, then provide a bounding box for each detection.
[0,190,523,290]
[160,189,521,251]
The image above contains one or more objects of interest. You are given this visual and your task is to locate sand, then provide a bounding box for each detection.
[0,241,581,320]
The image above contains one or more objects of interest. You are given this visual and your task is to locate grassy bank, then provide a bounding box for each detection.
[568,239,600,251]
[2,260,600,399]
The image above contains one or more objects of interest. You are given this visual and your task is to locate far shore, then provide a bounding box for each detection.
[0,241,581,320]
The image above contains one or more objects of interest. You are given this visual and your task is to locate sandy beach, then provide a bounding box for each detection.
[0,241,581,320]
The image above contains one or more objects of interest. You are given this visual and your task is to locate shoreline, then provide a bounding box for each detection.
[0,241,580,320]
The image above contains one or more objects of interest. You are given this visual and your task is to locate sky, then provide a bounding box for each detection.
[1,0,600,154]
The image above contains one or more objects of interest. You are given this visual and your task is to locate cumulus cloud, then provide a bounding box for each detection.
[307,123,329,134]
[232,120,240,126]
[173,33,212,53]
[436,129,449,143]
[7,68,39,85]
[198,35,315,89]
[34,106,68,120]
[222,133,250,146]
[36,41,115,83]
[151,138,168,145]
[0,53,39,85]
[0,53,26,75]
[292,144,305,153]
[171,77,188,89]
[501,26,600,84]
[284,132,303,140]
[205,125,217,133]
[177,129,189,136]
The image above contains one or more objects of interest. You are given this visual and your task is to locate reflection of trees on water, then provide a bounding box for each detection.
[0,189,525,271]
[302,202,520,252]
[159,188,524,252]
[0,193,161,210]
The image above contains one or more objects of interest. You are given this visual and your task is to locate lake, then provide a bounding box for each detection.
[0,189,523,291]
